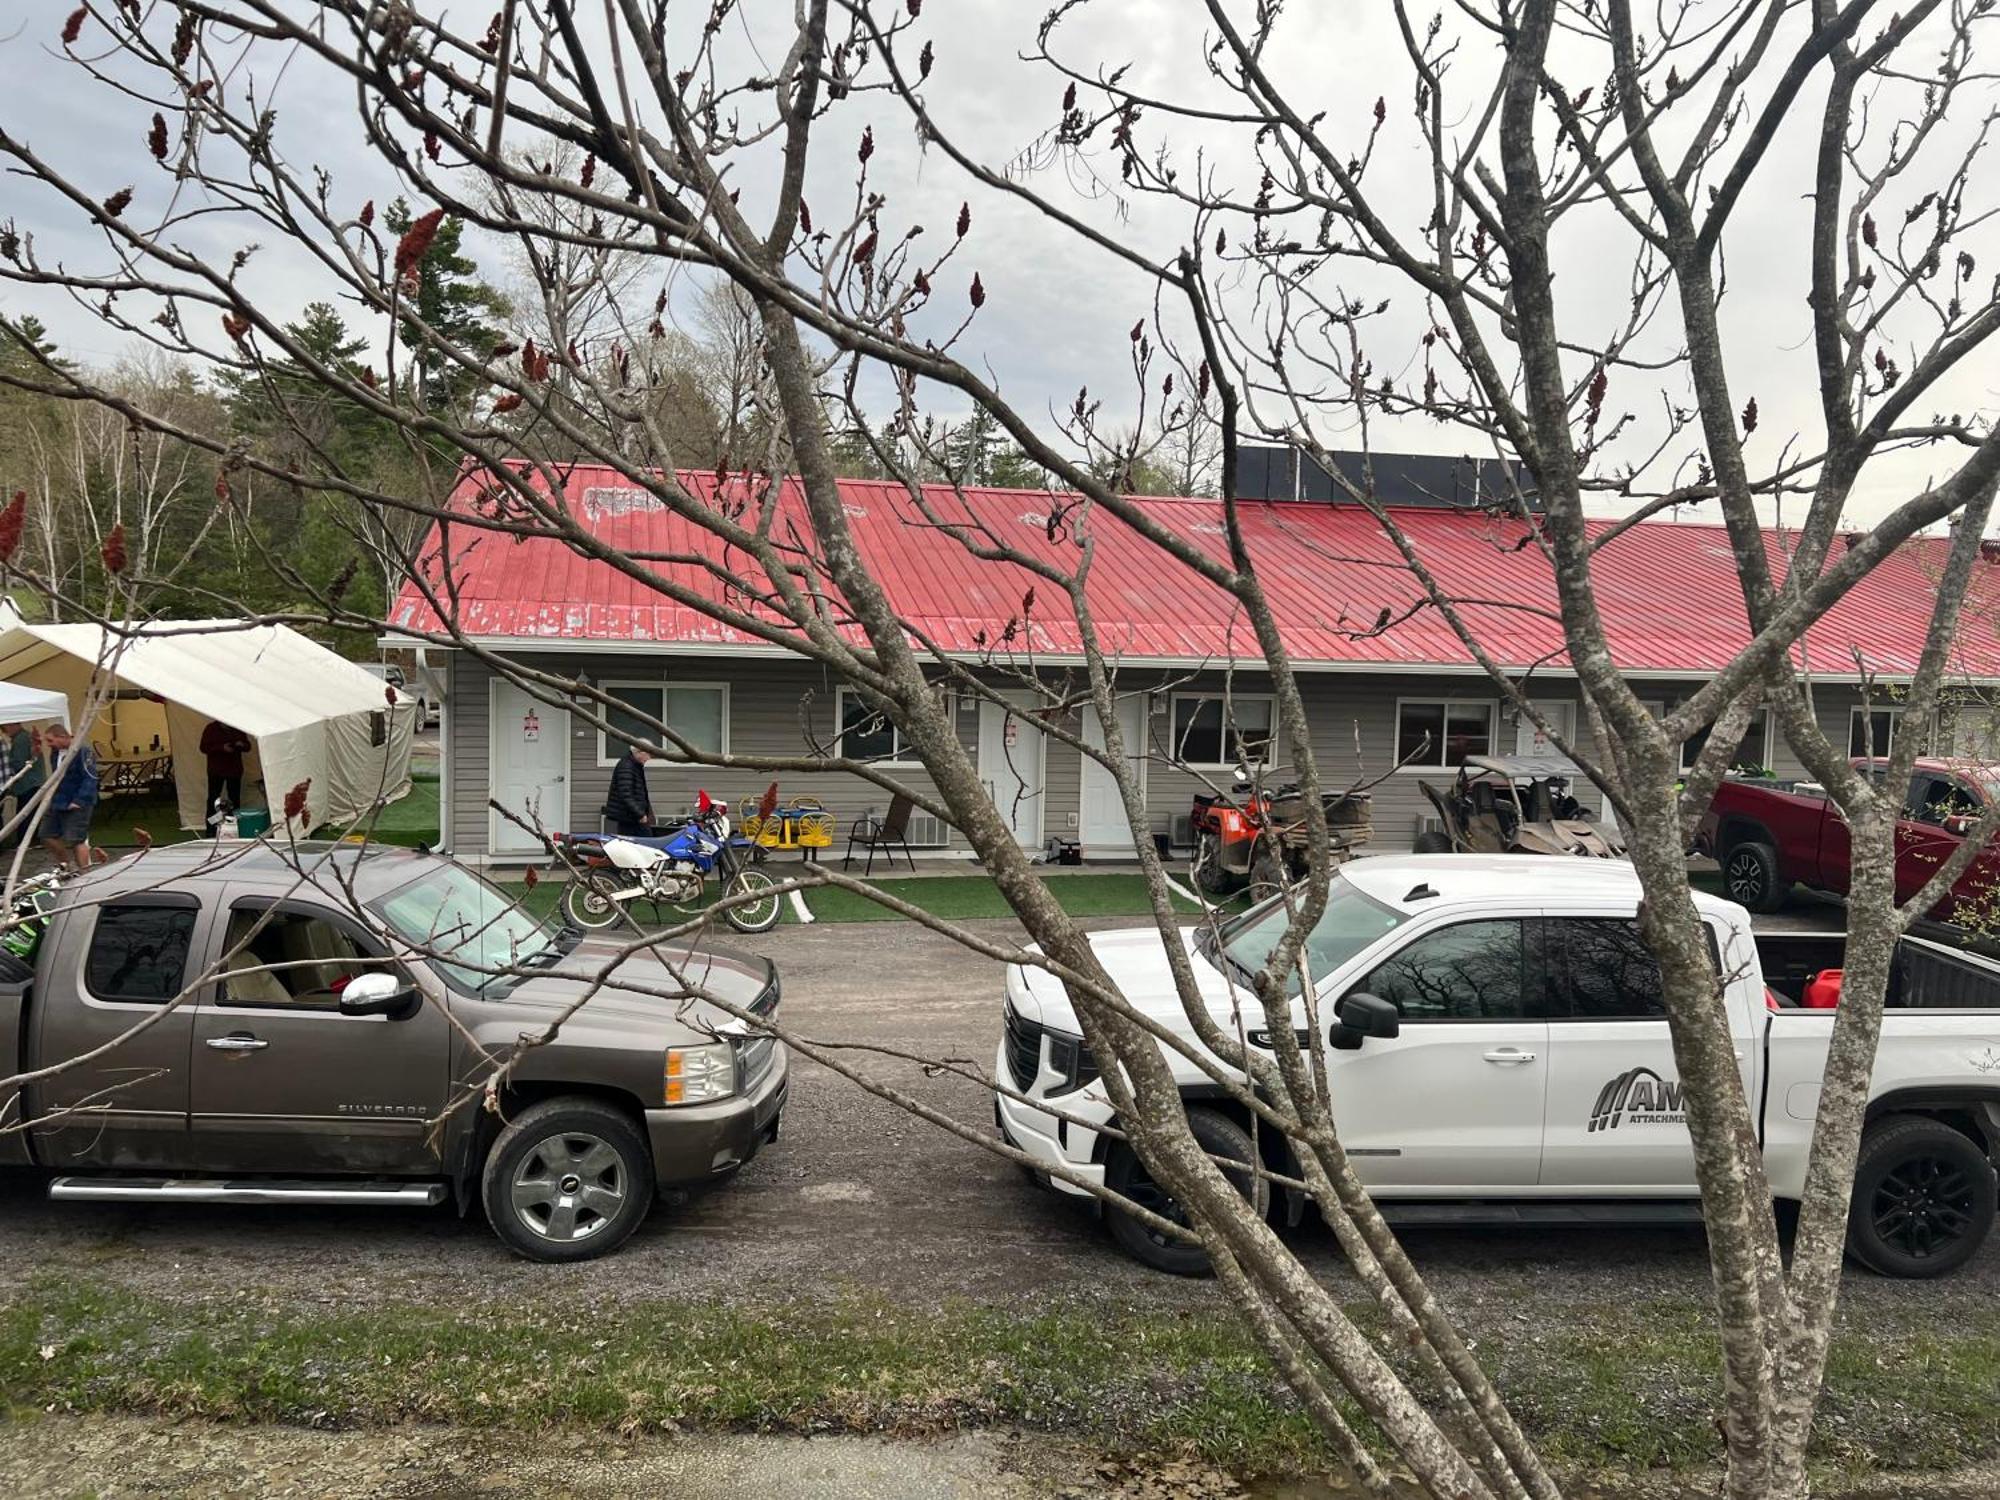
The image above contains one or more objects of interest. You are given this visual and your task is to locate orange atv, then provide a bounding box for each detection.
[1189,781,1371,896]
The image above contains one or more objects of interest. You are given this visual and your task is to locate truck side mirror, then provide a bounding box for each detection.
[338,971,419,1020]
[1330,991,1400,1050]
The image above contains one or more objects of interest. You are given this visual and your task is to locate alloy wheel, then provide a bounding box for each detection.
[509,1131,628,1242]
[1725,849,1767,904]
[1870,1155,1977,1261]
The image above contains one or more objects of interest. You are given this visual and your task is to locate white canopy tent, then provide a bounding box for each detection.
[0,680,70,727]
[0,618,417,832]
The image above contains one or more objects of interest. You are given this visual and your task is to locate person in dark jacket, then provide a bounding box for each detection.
[604,745,654,837]
[199,719,253,816]
[0,722,45,846]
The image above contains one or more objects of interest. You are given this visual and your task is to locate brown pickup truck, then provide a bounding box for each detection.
[0,843,786,1261]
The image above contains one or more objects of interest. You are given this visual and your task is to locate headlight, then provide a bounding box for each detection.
[1044,1031,1099,1096]
[664,1042,736,1105]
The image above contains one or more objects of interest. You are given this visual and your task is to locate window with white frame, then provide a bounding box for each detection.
[1680,707,1773,773]
[836,687,916,765]
[598,682,728,764]
[1169,693,1275,768]
[1848,705,1932,759]
[1395,699,1495,769]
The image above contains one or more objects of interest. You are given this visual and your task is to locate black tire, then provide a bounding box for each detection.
[481,1097,655,1263]
[1845,1115,1996,1278]
[1411,830,1453,854]
[1192,832,1238,897]
[562,875,623,930]
[1105,1106,1270,1276]
[722,869,782,933]
[0,950,32,983]
[1721,840,1787,913]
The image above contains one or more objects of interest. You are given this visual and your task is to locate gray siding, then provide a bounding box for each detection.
[450,651,979,859]
[444,648,1890,861]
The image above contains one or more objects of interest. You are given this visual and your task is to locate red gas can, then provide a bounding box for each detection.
[1803,969,1844,1009]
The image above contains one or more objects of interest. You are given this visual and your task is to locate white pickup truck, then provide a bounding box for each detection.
[996,855,2000,1277]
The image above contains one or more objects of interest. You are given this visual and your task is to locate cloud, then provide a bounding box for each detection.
[2,0,1993,528]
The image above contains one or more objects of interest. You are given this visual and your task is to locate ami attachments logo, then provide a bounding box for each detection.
[1588,1067,1687,1132]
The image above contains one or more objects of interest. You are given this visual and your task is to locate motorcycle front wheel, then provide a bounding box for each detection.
[562,875,623,929]
[722,869,782,933]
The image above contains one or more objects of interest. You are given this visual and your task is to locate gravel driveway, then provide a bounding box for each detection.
[0,895,1990,1336]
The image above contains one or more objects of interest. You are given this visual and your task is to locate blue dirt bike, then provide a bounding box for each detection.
[553,793,781,934]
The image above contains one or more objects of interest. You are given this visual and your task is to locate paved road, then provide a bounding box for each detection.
[0,898,1990,1330]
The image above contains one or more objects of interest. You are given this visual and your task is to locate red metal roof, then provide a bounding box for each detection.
[387,466,2000,680]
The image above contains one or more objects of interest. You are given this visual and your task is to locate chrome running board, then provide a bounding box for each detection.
[49,1177,445,1207]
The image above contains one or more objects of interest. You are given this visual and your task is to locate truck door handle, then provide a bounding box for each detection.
[1482,1048,1536,1065]
[205,1033,269,1052]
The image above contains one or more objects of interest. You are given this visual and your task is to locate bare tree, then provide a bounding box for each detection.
[1,4,1998,1499]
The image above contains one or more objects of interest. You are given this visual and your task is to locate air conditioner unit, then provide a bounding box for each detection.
[906,810,951,848]
[1414,814,1446,842]
[1169,814,1195,850]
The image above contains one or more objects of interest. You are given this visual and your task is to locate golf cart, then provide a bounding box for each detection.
[1415,754,1626,858]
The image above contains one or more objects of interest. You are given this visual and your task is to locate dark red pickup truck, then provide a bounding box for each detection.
[1698,758,2000,920]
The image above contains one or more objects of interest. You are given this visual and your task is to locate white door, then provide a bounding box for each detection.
[1538,916,1757,1190]
[1079,695,1147,857]
[489,679,570,855]
[1514,698,1576,757]
[1327,916,1549,1189]
[979,694,1046,848]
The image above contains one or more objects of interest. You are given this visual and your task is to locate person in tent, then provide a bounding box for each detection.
[199,719,254,819]
[604,743,655,837]
[41,725,99,872]
[0,722,45,846]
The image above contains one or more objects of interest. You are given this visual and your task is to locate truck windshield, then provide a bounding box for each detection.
[1211,875,1408,994]
[372,864,558,994]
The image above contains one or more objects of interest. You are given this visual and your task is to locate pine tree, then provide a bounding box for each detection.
[382,199,510,413]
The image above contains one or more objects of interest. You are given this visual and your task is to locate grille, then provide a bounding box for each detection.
[739,972,781,1091]
[1002,1004,1043,1091]
[739,1035,778,1091]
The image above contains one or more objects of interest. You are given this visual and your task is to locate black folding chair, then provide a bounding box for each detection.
[843,793,917,875]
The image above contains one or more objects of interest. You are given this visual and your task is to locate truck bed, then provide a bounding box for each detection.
[1754,931,2000,1010]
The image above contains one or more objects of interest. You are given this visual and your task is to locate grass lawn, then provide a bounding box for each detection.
[494,860,1738,931]
[92,771,441,852]
[6,1273,1999,1484]
[497,868,1239,928]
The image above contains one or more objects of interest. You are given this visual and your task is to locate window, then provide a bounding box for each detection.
[1849,706,1931,759]
[369,710,387,748]
[1396,699,1494,769]
[1350,919,1525,1021]
[1906,773,1981,828]
[1170,694,1275,768]
[837,687,912,764]
[1681,708,1772,773]
[599,682,728,763]
[85,903,197,1004]
[219,907,386,1011]
[1216,876,1410,996]
[1552,918,1665,1019]
[373,863,557,994]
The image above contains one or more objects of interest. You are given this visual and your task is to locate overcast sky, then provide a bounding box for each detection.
[3,1,1994,529]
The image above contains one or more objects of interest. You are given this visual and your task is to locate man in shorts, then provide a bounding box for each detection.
[41,726,100,871]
